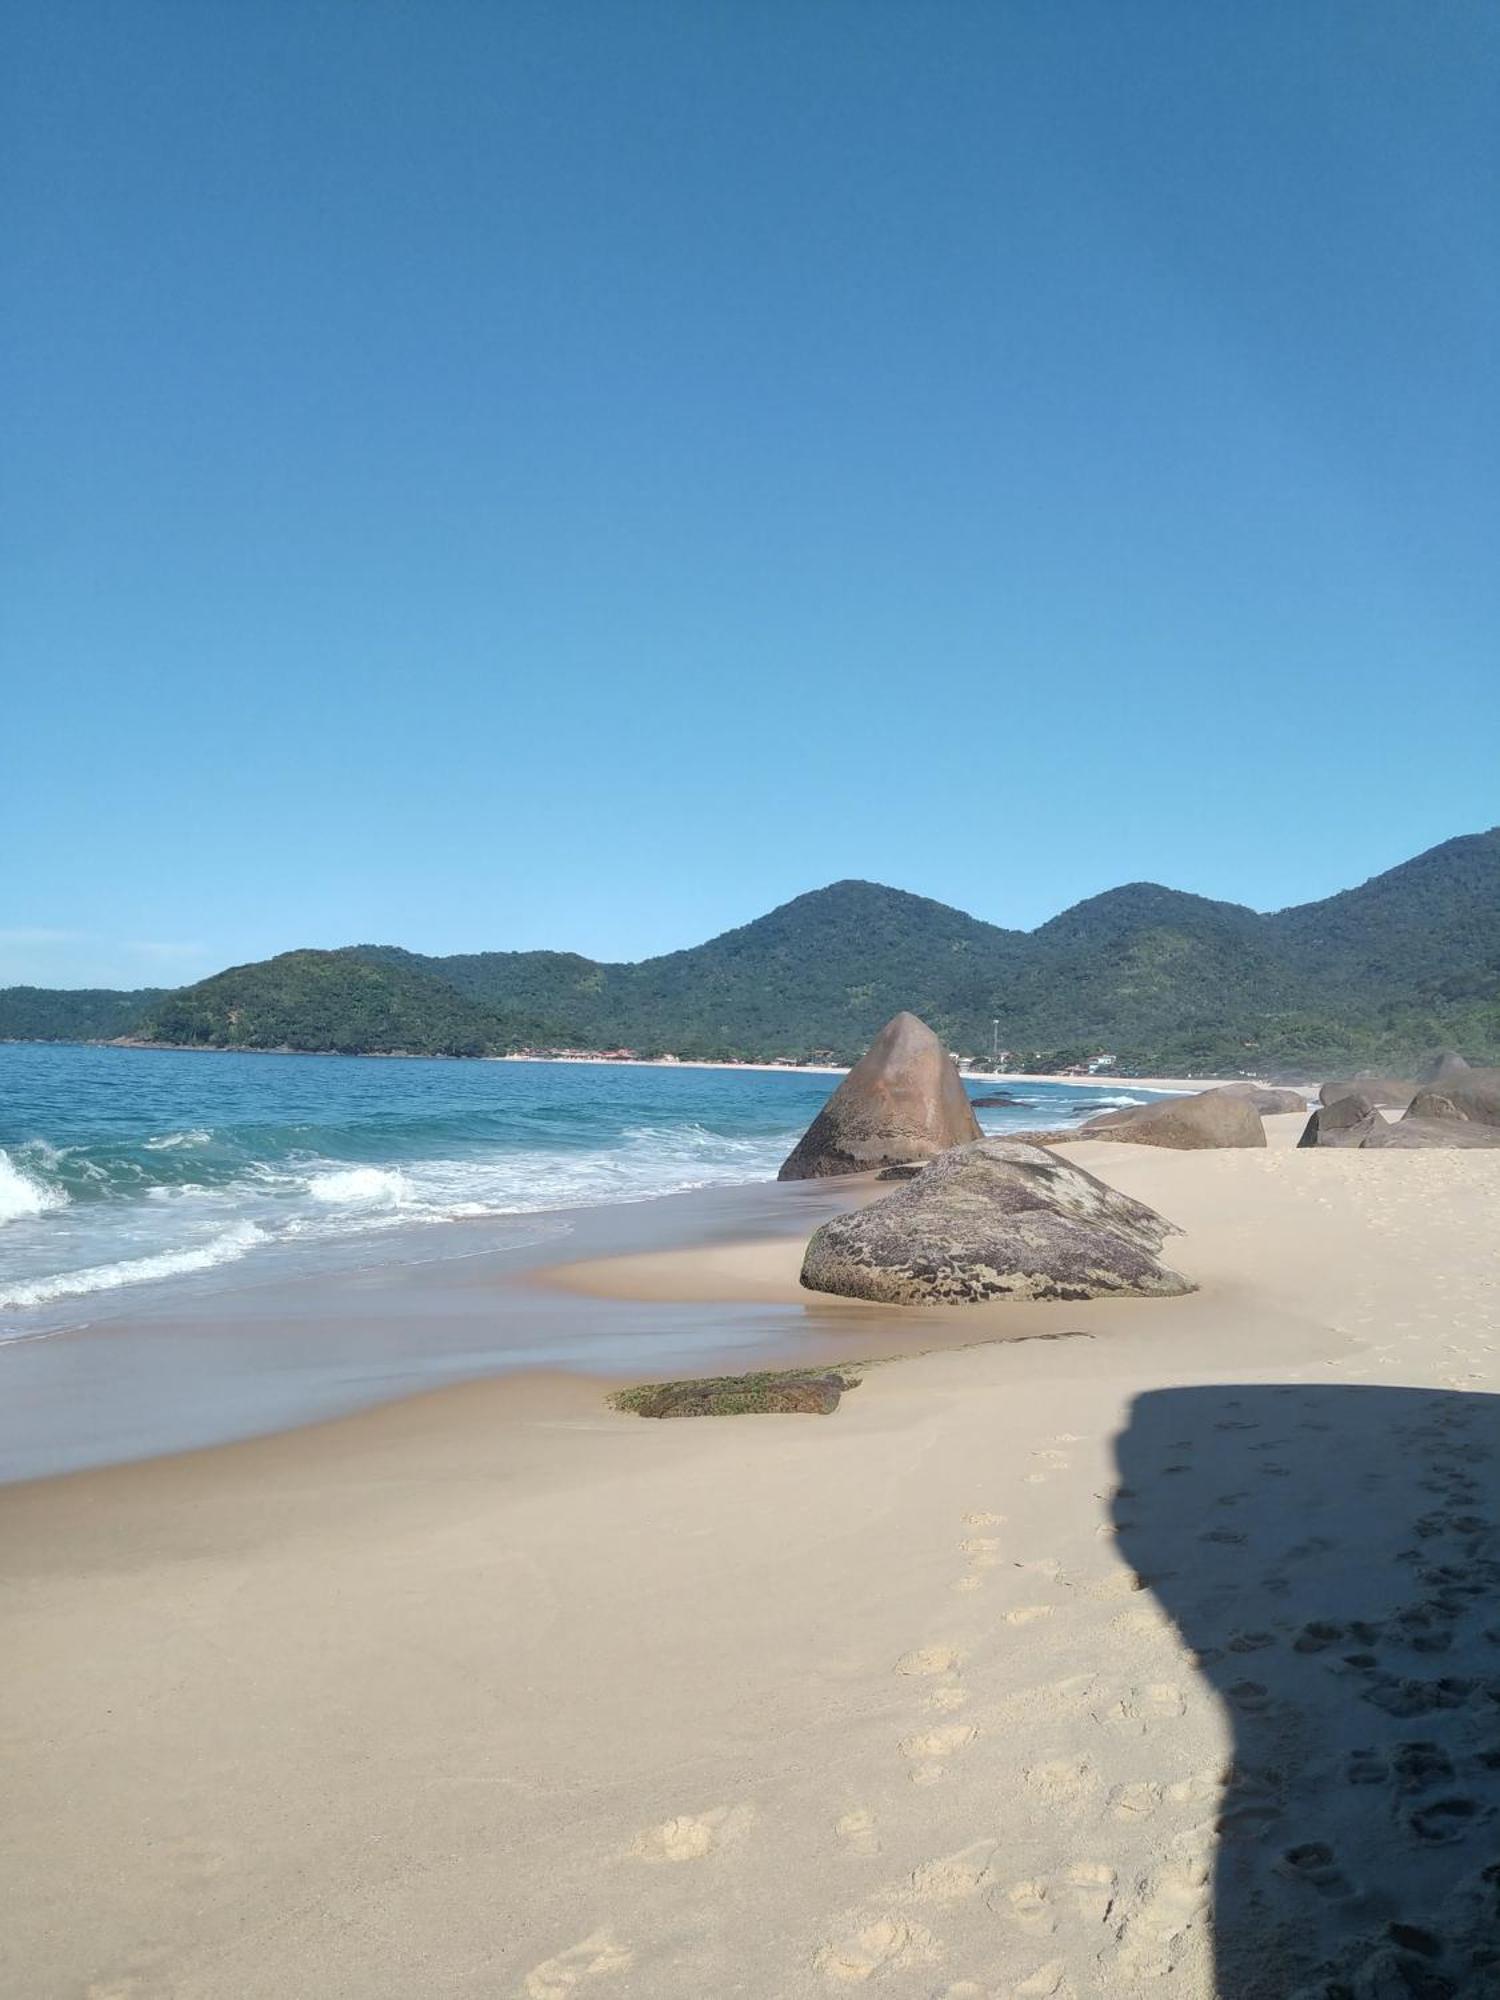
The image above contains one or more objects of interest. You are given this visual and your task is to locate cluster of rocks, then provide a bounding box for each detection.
[775,1017,1497,1310]
[780,1014,1191,1304]
[1300,1054,1500,1149]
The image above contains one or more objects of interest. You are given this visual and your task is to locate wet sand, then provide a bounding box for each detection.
[4,1120,1499,1997]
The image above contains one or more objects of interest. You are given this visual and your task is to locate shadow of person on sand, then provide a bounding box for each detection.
[1113,1383,1500,1998]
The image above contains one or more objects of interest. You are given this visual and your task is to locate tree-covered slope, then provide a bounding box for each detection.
[138,950,560,1057]
[1266,828,1500,1001]
[361,881,1024,1059]
[0,986,164,1042]
[7,827,1499,1071]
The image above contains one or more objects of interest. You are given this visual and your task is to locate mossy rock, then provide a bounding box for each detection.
[611,1369,861,1419]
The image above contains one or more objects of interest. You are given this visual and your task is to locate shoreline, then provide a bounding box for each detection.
[0,1096,1294,1483]
[9,1036,1259,1091]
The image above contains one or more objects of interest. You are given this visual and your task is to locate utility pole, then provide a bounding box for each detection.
[991,1018,1000,1065]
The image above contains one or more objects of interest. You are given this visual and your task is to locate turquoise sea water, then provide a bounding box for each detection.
[0,1043,1159,1340]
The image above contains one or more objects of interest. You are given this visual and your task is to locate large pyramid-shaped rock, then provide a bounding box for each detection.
[777,1012,981,1181]
[800,1139,1192,1304]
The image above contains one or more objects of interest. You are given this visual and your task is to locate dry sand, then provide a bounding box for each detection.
[4,1122,1499,1999]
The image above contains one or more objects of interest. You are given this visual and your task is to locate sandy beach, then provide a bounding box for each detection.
[4,1118,1499,1998]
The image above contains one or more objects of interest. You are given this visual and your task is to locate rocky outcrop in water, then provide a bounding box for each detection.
[800,1139,1192,1304]
[1080,1087,1266,1150]
[777,1012,981,1180]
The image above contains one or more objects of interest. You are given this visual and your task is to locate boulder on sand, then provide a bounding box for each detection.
[800,1139,1193,1305]
[1079,1087,1266,1150]
[1221,1083,1308,1115]
[1362,1116,1500,1151]
[1319,1077,1416,1111]
[1416,1051,1471,1085]
[1403,1068,1500,1129]
[1298,1093,1383,1149]
[777,1012,981,1180]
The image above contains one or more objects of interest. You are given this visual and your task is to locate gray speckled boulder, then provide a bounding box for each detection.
[778,1012,981,1180]
[1297,1093,1384,1149]
[1081,1087,1266,1150]
[800,1139,1193,1305]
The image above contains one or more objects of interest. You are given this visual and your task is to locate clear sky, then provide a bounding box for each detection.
[4,3,1497,988]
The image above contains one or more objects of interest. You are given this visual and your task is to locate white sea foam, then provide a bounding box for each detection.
[306,1165,413,1206]
[0,1149,69,1224]
[0,1220,268,1311]
[143,1128,214,1151]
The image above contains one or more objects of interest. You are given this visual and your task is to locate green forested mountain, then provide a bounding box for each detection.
[139,951,560,1057]
[5,828,1499,1071]
[0,985,167,1042]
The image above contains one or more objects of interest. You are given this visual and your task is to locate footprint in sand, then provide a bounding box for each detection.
[1023,1758,1098,1809]
[1086,1568,1147,1602]
[1105,1683,1187,1726]
[910,1838,998,1902]
[835,1809,882,1856]
[1005,1604,1054,1627]
[629,1804,753,1862]
[900,1722,977,1784]
[523,1931,633,1999]
[814,1916,939,1984]
[1116,1855,1211,1976]
[925,1684,971,1713]
[1064,1862,1117,1923]
[959,1536,1001,1568]
[1110,1605,1174,1642]
[1276,1840,1355,1895]
[1110,1780,1163,1820]
[964,1510,1006,1527]
[1001,1878,1057,1933]
[1016,1557,1063,1584]
[1120,1776,1224,1824]
[895,1645,963,1677]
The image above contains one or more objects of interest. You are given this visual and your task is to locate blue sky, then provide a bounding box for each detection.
[4,3,1497,988]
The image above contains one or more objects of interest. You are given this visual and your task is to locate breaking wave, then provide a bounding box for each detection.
[0,1045,1166,1335]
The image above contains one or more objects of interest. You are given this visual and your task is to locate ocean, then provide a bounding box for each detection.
[0,1042,1160,1344]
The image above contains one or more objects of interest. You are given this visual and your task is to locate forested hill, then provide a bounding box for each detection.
[135,951,563,1059]
[4,828,1498,1073]
[0,986,168,1043]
